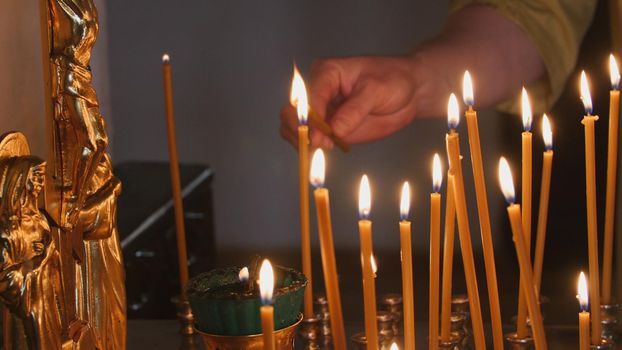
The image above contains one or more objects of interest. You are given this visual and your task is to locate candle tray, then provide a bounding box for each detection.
[188,265,307,335]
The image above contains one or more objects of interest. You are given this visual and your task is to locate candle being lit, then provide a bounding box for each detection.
[462,70,504,350]
[239,267,249,283]
[310,149,347,350]
[259,259,275,350]
[429,154,442,350]
[580,70,601,344]
[603,54,621,305]
[578,272,590,350]
[533,114,554,295]
[358,175,378,350]
[498,158,548,350]
[517,87,534,338]
[445,93,486,350]
[290,66,314,319]
[399,180,416,350]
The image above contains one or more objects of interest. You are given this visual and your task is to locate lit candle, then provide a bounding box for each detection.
[462,71,504,350]
[516,87,534,338]
[391,342,399,350]
[603,54,620,305]
[533,115,554,294]
[445,94,486,350]
[399,181,416,350]
[259,259,275,350]
[580,71,602,344]
[290,66,314,319]
[358,175,378,350]
[498,158,548,350]
[239,267,249,282]
[578,271,590,350]
[310,149,347,350]
[440,173,456,342]
[429,155,442,350]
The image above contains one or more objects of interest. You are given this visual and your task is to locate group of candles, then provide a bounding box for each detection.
[276,53,621,350]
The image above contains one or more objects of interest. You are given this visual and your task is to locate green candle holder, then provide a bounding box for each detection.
[188,265,307,336]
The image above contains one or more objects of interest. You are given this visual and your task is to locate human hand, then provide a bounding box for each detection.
[280,56,421,149]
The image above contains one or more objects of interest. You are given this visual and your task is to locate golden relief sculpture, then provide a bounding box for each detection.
[0,0,126,349]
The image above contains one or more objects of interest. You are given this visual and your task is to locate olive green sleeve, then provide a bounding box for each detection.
[450,0,597,114]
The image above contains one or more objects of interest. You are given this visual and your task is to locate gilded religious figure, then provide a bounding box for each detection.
[0,0,126,348]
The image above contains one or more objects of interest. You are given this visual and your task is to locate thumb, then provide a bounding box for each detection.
[330,83,377,139]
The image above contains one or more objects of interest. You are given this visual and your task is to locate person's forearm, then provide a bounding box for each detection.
[410,5,546,117]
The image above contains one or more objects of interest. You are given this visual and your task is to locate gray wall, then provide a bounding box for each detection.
[106,1,505,251]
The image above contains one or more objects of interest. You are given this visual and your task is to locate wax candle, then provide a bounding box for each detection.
[462,71,504,350]
[445,94,486,350]
[429,155,442,350]
[533,115,554,294]
[259,259,275,350]
[290,66,314,318]
[603,54,620,304]
[162,54,191,304]
[578,272,590,350]
[440,173,456,342]
[310,150,347,350]
[358,175,378,350]
[399,181,416,350]
[516,87,534,338]
[498,158,548,350]
[580,71,602,344]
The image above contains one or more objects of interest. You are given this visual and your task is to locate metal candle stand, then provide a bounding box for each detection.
[380,293,403,337]
[600,302,618,343]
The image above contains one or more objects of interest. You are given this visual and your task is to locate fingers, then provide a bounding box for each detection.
[329,81,379,141]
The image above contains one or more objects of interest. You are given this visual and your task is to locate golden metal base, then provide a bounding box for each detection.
[195,314,302,350]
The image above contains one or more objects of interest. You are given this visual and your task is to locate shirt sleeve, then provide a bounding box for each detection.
[450,0,597,114]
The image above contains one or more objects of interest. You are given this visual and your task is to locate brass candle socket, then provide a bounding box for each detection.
[314,294,332,344]
[377,311,397,346]
[450,312,469,349]
[600,303,618,343]
[298,317,321,350]
[195,314,302,350]
[351,332,388,350]
[438,333,461,350]
[380,293,403,336]
[505,332,534,350]
[590,339,614,350]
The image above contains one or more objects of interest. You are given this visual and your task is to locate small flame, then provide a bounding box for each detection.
[542,114,553,151]
[290,65,309,124]
[521,87,533,132]
[310,149,326,188]
[433,153,443,193]
[498,157,515,204]
[258,259,275,305]
[400,182,411,221]
[578,271,589,311]
[448,93,460,129]
[610,54,620,90]
[463,71,474,106]
[580,71,593,115]
[238,267,249,282]
[371,254,378,277]
[358,175,372,219]
[390,342,399,350]
[162,53,170,63]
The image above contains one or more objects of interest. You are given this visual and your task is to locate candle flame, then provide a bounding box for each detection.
[390,342,399,350]
[448,93,460,129]
[542,114,553,151]
[162,53,170,63]
[400,182,411,220]
[371,254,378,277]
[290,65,309,124]
[580,71,593,115]
[578,271,589,311]
[258,259,275,305]
[498,157,515,204]
[610,54,620,90]
[521,87,533,132]
[433,153,443,193]
[310,149,326,188]
[358,175,372,219]
[239,267,249,282]
[463,71,474,106]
